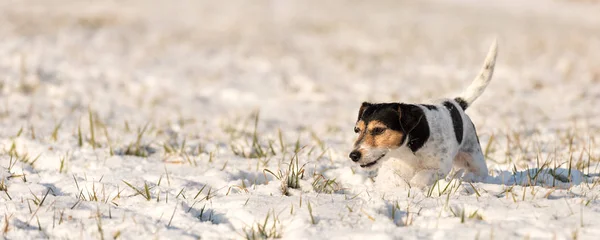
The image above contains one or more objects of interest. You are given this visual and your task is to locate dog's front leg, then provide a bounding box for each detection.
[410,169,445,187]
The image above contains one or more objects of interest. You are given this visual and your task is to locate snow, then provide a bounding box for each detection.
[1,0,600,239]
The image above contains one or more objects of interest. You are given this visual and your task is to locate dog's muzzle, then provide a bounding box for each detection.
[359,154,385,168]
[349,150,386,168]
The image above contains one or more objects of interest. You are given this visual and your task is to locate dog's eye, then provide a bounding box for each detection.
[354,127,360,133]
[371,127,386,135]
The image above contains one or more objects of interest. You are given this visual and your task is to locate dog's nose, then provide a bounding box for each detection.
[349,151,361,162]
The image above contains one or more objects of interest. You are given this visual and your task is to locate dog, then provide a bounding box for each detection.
[349,40,497,188]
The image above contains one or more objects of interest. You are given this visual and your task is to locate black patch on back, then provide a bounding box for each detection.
[454,97,469,110]
[443,101,463,144]
[421,104,438,110]
[399,104,430,152]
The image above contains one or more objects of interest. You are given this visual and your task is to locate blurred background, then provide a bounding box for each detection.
[0,0,599,143]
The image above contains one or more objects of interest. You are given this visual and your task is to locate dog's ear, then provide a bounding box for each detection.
[357,102,372,121]
[398,104,425,133]
[398,104,430,152]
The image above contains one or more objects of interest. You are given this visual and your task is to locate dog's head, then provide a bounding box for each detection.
[349,102,425,169]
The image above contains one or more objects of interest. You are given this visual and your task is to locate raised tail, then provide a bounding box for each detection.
[455,40,498,110]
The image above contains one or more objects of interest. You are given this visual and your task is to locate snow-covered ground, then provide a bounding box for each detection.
[1,0,600,239]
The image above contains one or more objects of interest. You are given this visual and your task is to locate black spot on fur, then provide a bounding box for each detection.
[421,104,438,110]
[454,97,469,110]
[399,104,430,152]
[443,101,463,144]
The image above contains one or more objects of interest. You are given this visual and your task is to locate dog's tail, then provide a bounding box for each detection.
[455,40,498,110]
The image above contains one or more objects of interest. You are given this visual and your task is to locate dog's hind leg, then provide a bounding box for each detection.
[454,119,489,182]
[468,150,488,181]
[453,150,488,182]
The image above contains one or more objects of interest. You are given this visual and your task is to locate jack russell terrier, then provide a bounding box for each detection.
[349,40,498,188]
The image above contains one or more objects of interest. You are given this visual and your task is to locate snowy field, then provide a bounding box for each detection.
[1,0,600,239]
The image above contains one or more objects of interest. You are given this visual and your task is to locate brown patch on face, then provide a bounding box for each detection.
[354,120,404,149]
[353,120,366,147]
[356,120,366,131]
